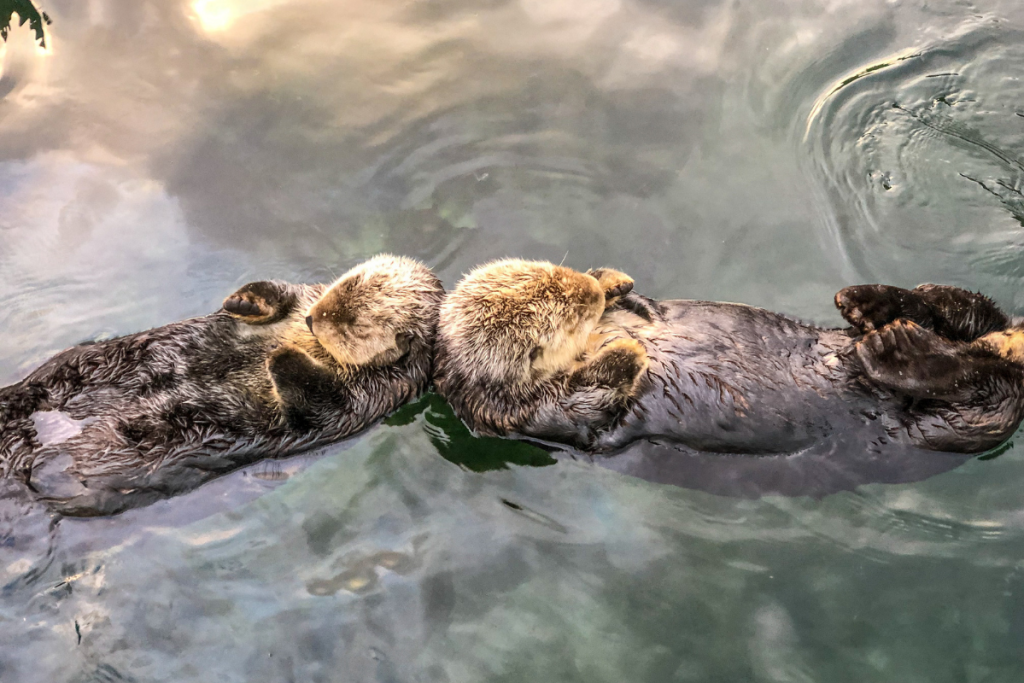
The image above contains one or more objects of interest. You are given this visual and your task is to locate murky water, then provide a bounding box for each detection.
[3,0,1024,680]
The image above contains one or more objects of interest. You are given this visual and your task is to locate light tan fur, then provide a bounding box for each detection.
[439,259,639,387]
[434,259,649,441]
[304,255,437,370]
[225,254,442,405]
[976,327,1024,363]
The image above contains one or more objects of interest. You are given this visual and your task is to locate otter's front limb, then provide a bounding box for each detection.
[569,338,649,393]
[587,268,635,307]
[223,281,299,325]
[522,339,649,447]
[267,344,350,431]
[836,284,1009,341]
[555,339,649,434]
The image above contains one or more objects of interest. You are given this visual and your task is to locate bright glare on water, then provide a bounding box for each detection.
[4,0,1024,681]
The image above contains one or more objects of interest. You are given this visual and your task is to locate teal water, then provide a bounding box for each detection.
[3,0,1024,680]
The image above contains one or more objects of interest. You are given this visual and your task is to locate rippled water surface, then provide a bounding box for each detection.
[4,0,1024,680]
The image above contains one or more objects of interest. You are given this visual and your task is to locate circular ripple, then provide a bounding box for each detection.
[805,24,1024,303]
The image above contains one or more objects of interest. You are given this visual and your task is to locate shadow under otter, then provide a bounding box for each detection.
[546,438,979,500]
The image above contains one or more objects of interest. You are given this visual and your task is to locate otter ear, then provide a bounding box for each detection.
[394,332,414,361]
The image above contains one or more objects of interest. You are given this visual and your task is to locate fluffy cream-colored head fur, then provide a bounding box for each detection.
[306,254,444,370]
[437,258,605,386]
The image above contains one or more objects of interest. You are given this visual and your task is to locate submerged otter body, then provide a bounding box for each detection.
[1,256,443,516]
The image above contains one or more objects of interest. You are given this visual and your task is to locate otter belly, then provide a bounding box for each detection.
[593,300,879,455]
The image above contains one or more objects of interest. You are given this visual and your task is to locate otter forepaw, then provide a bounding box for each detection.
[267,344,319,384]
[267,345,345,430]
[854,320,964,396]
[835,284,907,332]
[224,281,292,324]
[588,268,635,306]
[579,338,649,393]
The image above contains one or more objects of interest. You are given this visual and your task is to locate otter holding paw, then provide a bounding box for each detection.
[0,255,444,515]
[435,261,1024,458]
[433,260,648,446]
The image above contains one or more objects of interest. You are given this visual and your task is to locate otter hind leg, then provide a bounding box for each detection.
[835,284,930,333]
[835,283,1009,341]
[911,284,1010,341]
[587,268,634,306]
[223,281,296,324]
[854,320,985,400]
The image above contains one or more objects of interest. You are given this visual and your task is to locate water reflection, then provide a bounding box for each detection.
[4,0,1024,680]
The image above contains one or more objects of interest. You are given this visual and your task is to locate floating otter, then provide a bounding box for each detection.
[0,255,444,516]
[434,260,1024,464]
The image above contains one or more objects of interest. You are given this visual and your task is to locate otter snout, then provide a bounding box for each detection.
[305,315,315,335]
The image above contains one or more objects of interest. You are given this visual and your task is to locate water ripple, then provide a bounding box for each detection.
[805,21,1024,301]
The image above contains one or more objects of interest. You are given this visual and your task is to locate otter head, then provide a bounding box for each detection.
[306,255,444,370]
[438,259,606,387]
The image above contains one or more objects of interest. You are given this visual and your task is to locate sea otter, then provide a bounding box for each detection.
[0,255,444,516]
[433,259,1024,460]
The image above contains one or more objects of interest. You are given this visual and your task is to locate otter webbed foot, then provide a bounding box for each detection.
[572,338,649,395]
[223,281,296,324]
[835,283,1010,341]
[910,284,1010,341]
[853,320,978,400]
[587,268,634,306]
[835,284,915,333]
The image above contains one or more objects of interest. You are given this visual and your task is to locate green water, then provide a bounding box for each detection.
[3,0,1024,680]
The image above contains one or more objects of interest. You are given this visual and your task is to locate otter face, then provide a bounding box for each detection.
[306,255,443,370]
[438,259,605,386]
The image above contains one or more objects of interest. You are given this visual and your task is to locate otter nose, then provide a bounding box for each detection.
[305,315,315,335]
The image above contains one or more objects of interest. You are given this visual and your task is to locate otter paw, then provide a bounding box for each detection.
[223,281,289,323]
[835,284,906,332]
[854,320,960,392]
[267,344,317,382]
[588,268,635,305]
[588,338,649,391]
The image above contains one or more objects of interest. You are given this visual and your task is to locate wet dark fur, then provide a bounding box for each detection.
[587,285,1024,456]
[440,278,1024,458]
[0,276,442,516]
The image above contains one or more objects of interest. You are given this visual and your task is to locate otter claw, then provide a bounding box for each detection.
[854,319,963,395]
[606,280,634,299]
[588,268,635,304]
